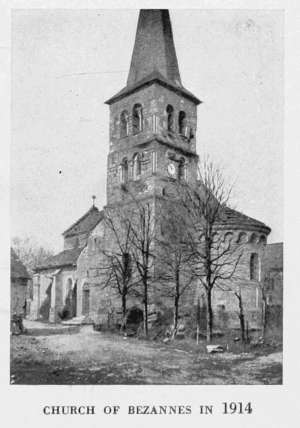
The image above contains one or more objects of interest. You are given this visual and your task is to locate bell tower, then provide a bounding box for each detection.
[105,9,201,206]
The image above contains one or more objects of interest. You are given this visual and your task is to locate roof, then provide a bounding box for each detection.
[264,242,283,271]
[11,248,30,280]
[128,10,182,87]
[106,70,201,105]
[105,10,201,105]
[35,247,83,271]
[217,206,271,235]
[63,206,103,238]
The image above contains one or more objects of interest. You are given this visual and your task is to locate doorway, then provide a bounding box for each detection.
[82,285,90,316]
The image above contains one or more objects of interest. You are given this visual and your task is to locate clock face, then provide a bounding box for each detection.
[167,163,176,176]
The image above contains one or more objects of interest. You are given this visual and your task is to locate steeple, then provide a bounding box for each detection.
[127,9,182,88]
[105,8,200,206]
[106,9,200,105]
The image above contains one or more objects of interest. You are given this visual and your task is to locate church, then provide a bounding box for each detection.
[30,10,281,334]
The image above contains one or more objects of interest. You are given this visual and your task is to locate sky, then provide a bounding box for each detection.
[11,9,283,253]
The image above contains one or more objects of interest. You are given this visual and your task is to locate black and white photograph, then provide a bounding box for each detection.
[10,7,284,387]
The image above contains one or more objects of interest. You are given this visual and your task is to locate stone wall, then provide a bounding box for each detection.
[30,267,76,322]
[64,232,88,250]
[75,196,270,335]
[106,82,198,205]
[11,279,27,316]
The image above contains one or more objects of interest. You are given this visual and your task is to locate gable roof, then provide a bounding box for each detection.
[35,247,83,271]
[11,248,30,280]
[63,206,103,238]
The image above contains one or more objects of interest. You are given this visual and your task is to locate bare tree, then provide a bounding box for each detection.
[127,199,156,337]
[216,279,249,343]
[99,207,137,331]
[176,158,242,342]
[156,202,194,336]
[12,236,54,275]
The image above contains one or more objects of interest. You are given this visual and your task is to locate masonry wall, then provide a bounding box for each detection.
[11,279,27,316]
[30,267,76,322]
[76,191,270,335]
[107,83,198,205]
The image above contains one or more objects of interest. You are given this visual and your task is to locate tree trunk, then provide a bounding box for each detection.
[174,295,179,332]
[143,280,148,337]
[238,296,245,342]
[206,289,213,342]
[173,269,180,332]
[121,292,127,332]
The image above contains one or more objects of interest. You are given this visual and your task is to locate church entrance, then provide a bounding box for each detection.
[82,284,90,316]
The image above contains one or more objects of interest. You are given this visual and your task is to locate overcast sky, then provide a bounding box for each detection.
[11,9,283,252]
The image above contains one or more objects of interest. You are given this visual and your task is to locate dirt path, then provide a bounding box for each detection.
[10,327,282,385]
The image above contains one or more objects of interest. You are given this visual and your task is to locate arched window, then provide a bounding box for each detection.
[224,232,233,244]
[250,253,260,281]
[166,105,174,132]
[120,158,128,183]
[249,233,258,244]
[120,110,129,138]
[178,111,186,135]
[178,158,186,180]
[132,104,143,134]
[133,153,141,180]
[237,232,247,244]
[259,235,267,245]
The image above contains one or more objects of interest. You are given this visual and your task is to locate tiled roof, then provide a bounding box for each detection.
[217,206,271,234]
[11,248,30,280]
[264,242,283,271]
[63,206,103,238]
[35,247,83,271]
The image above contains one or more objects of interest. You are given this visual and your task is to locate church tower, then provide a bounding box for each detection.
[105,9,201,206]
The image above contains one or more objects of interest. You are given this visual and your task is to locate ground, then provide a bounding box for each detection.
[10,321,282,385]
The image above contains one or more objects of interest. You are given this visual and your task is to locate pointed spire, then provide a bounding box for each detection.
[105,9,201,105]
[127,9,182,87]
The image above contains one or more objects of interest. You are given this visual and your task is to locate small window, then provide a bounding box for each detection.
[250,253,259,281]
[133,153,141,180]
[259,235,267,245]
[166,105,174,132]
[120,158,128,183]
[120,110,129,138]
[237,232,247,244]
[178,111,186,135]
[249,233,258,244]
[132,104,143,134]
[224,232,233,244]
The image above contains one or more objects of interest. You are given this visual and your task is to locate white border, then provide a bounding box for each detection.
[1,1,299,427]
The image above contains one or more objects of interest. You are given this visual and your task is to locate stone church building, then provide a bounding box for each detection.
[31,10,281,333]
